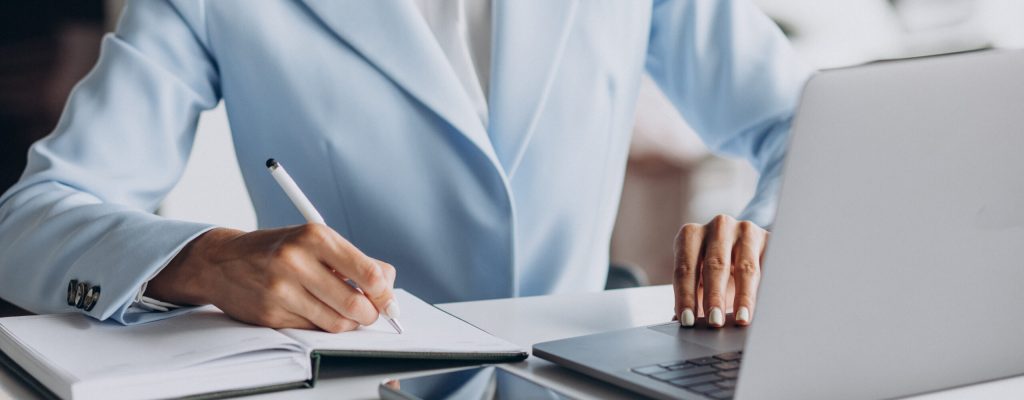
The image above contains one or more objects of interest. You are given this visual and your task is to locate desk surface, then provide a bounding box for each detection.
[2,285,1023,399]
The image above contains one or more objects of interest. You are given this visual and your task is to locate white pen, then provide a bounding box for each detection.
[265,158,404,334]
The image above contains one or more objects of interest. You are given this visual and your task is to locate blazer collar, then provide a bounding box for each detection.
[489,0,579,176]
[299,0,580,177]
[299,0,501,170]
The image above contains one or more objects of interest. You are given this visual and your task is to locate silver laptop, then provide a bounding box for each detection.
[534,49,1024,400]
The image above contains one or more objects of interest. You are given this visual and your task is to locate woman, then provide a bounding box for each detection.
[0,0,811,331]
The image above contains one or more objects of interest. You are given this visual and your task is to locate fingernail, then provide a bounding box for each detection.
[681,308,695,327]
[737,307,751,323]
[384,300,401,319]
[709,307,724,326]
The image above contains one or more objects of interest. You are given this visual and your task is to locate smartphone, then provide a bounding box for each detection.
[379,366,574,400]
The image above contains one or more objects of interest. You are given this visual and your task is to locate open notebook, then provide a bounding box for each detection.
[0,290,526,400]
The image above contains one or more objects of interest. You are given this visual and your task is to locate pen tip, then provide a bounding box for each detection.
[265,158,277,169]
[387,318,404,334]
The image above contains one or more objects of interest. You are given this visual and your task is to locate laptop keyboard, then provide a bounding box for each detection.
[631,351,742,399]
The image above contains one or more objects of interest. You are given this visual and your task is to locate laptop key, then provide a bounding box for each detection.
[708,388,735,399]
[717,370,739,379]
[715,379,737,388]
[713,361,740,370]
[651,366,716,381]
[669,373,720,387]
[687,383,722,394]
[632,365,667,375]
[667,363,695,370]
[658,360,688,368]
[714,352,742,361]
[687,356,719,366]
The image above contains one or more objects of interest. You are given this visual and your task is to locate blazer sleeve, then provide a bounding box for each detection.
[0,0,220,324]
[645,0,814,227]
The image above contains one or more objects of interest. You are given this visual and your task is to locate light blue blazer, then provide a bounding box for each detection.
[0,0,812,324]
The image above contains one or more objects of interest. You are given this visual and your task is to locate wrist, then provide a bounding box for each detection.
[147,227,244,306]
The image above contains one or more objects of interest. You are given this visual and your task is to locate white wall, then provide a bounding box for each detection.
[159,103,257,231]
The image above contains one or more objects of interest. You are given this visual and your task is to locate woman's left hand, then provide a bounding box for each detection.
[673,214,769,328]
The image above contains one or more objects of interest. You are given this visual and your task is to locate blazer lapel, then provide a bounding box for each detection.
[299,0,501,170]
[489,0,580,176]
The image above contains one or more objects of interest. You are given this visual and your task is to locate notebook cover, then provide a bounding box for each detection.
[0,349,320,400]
[314,349,528,362]
[0,348,59,400]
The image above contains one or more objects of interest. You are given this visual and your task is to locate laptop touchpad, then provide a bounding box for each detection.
[647,317,747,351]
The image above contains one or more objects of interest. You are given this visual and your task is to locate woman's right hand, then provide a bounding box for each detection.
[147,224,398,333]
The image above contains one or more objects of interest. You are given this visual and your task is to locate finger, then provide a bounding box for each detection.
[235,308,317,330]
[300,257,380,326]
[761,231,771,268]
[275,311,319,330]
[301,296,360,333]
[377,260,397,287]
[302,225,398,318]
[674,223,704,327]
[732,221,766,326]
[278,284,362,333]
[703,215,737,328]
[358,259,397,290]
[348,259,398,317]
[272,282,360,335]
[374,261,400,318]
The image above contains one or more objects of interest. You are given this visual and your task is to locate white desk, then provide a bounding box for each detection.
[2,285,1023,399]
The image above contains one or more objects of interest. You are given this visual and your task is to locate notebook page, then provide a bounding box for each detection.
[280,290,524,356]
[0,306,307,381]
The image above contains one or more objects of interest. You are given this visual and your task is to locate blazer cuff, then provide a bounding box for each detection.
[99,222,217,325]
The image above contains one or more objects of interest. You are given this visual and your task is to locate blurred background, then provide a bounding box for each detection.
[1,0,1022,297]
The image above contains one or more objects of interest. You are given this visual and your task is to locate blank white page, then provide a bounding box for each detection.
[280,290,524,357]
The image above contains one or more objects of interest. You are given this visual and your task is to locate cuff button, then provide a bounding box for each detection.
[83,286,101,312]
[66,279,79,306]
[74,282,89,309]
